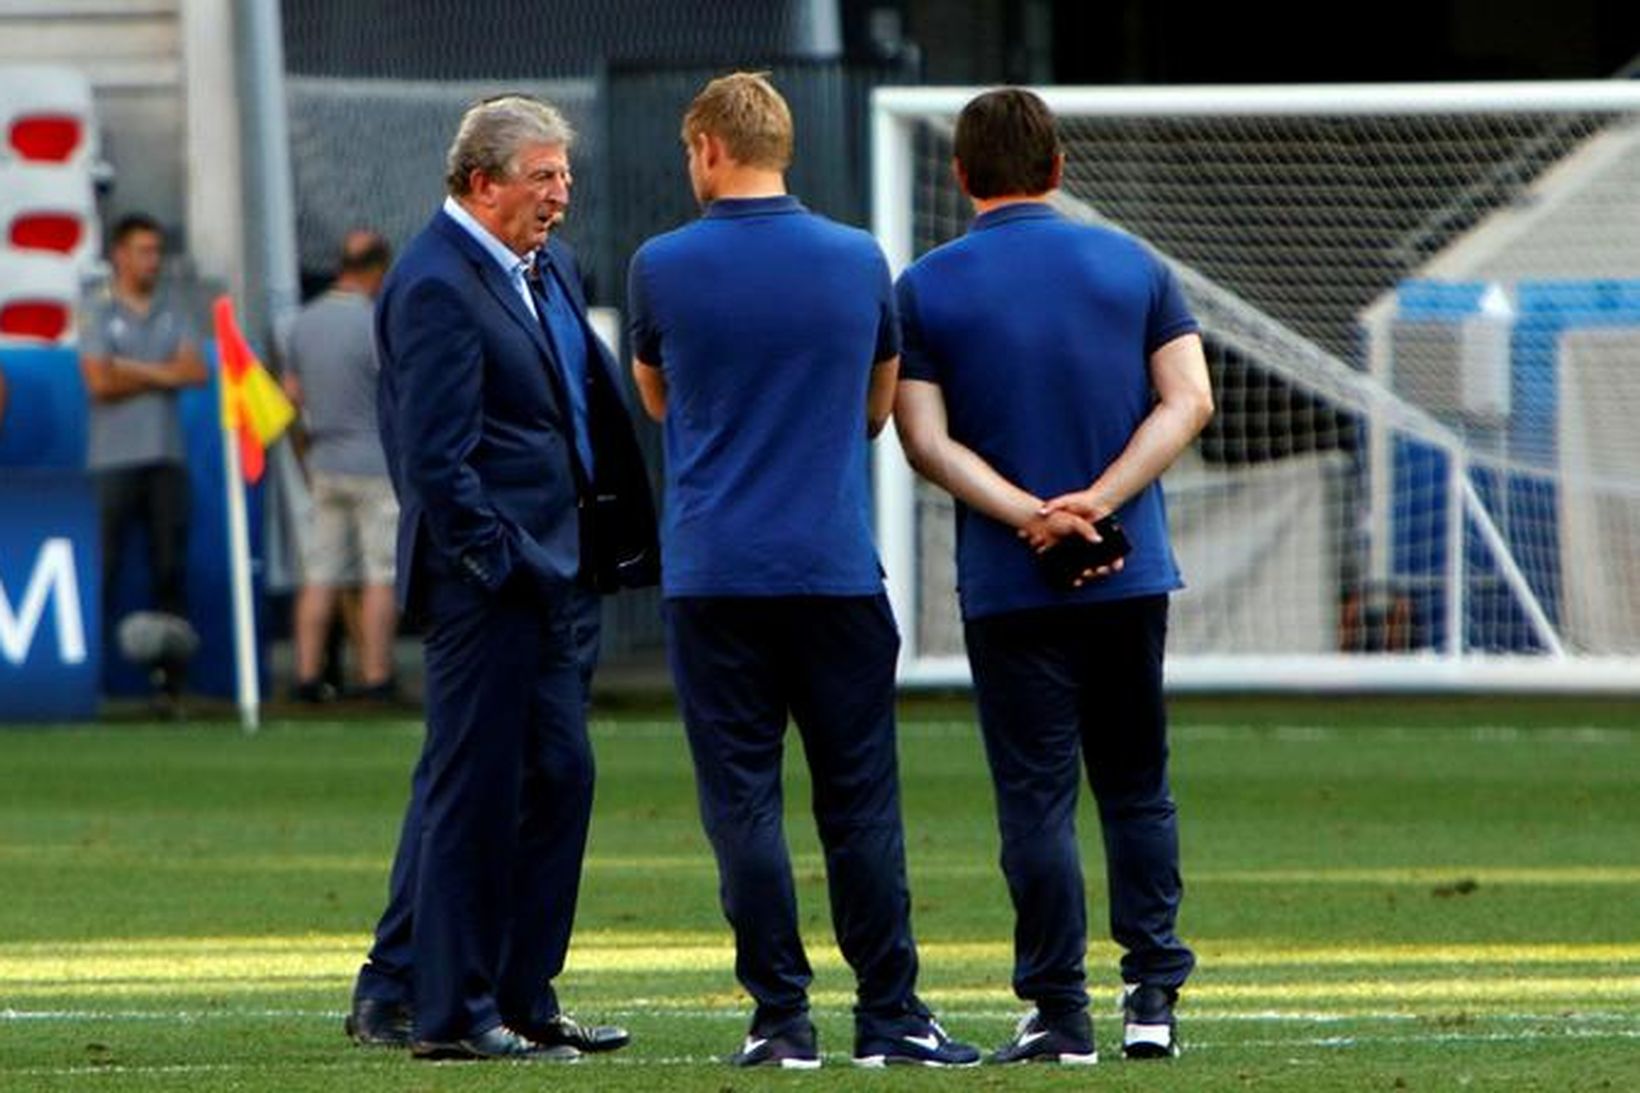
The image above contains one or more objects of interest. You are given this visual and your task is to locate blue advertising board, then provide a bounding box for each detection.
[1,343,267,720]
[0,469,100,720]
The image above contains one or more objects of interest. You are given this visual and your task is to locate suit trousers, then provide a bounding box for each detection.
[353,577,601,1038]
[665,594,920,1028]
[962,594,1194,1015]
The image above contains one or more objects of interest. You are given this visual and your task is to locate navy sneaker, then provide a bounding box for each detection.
[991,1008,1098,1065]
[728,1014,821,1069]
[1121,984,1180,1059]
[853,1011,980,1068]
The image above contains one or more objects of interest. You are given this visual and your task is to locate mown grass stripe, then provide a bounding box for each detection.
[5,936,1637,979]
[5,977,1638,1006]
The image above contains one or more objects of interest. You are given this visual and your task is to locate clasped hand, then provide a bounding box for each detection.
[1016,490,1126,584]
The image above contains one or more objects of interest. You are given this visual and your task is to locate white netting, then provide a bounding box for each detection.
[877,85,1640,689]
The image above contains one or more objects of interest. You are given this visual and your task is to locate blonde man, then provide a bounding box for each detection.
[628,73,979,1070]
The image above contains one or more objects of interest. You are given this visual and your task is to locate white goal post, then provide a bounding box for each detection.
[871,82,1640,694]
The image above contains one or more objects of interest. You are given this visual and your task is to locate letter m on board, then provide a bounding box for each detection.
[0,538,88,666]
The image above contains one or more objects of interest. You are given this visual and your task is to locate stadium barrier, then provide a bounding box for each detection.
[0,344,267,722]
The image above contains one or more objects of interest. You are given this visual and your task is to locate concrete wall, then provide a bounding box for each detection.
[0,0,187,242]
[0,0,251,306]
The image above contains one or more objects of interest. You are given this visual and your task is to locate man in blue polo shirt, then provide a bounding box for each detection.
[894,88,1214,1064]
[628,72,978,1071]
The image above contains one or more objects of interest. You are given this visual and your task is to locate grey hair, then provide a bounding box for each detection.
[445,95,575,196]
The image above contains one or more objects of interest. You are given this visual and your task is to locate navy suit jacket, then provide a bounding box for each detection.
[377,209,658,618]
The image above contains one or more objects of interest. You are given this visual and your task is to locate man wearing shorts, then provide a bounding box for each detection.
[283,231,399,702]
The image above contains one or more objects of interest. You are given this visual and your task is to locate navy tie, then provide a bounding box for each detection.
[526,260,595,477]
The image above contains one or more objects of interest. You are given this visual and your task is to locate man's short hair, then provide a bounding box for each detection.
[338,231,391,274]
[681,71,793,171]
[445,94,575,197]
[954,88,1062,200]
[110,212,163,249]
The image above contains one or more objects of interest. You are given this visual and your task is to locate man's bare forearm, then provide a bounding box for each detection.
[1044,333,1214,520]
[115,355,205,389]
[83,350,208,403]
[918,433,1040,527]
[1074,399,1211,518]
[83,358,157,402]
[866,356,899,438]
[894,381,1039,527]
[632,358,667,421]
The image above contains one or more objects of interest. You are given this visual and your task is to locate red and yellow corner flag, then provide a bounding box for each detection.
[212,295,295,484]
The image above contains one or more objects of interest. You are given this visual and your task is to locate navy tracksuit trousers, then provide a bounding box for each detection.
[665,594,921,1028]
[963,594,1194,1015]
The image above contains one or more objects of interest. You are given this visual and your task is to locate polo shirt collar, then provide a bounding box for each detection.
[970,201,1061,232]
[110,290,169,323]
[703,195,805,219]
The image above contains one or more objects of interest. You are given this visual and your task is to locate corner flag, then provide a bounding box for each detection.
[210,295,294,732]
[212,295,294,484]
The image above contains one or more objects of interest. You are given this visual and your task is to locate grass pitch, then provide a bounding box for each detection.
[1,697,1636,1090]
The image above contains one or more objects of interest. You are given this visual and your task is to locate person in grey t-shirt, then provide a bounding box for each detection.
[79,213,207,707]
[281,230,399,702]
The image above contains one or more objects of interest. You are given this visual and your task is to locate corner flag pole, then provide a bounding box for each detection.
[213,295,295,734]
[220,387,261,734]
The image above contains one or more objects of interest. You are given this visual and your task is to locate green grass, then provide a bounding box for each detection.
[1,697,1637,1090]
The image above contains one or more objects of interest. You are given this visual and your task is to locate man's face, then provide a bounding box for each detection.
[474,141,571,255]
[112,229,163,291]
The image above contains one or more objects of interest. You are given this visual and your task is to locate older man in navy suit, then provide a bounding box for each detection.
[344,94,657,1062]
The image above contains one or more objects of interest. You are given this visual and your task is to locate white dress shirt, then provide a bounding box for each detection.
[442,195,540,320]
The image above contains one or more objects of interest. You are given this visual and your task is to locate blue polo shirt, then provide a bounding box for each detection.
[628,195,898,598]
[897,202,1199,620]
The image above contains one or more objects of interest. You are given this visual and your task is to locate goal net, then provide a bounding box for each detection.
[872,83,1640,692]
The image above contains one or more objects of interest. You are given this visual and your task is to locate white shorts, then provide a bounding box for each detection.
[300,471,398,587]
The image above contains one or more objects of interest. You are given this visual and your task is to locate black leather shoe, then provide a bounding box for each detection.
[517,1012,630,1054]
[344,998,412,1048]
[411,1024,580,1062]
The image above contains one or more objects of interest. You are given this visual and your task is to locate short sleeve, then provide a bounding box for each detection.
[176,305,202,350]
[279,311,307,381]
[77,299,110,358]
[626,251,662,366]
[894,275,939,383]
[872,251,900,364]
[1145,255,1199,355]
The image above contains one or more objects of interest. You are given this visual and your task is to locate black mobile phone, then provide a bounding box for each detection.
[1036,515,1132,591]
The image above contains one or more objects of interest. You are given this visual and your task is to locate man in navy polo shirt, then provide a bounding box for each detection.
[894,88,1214,1064]
[628,72,978,1071]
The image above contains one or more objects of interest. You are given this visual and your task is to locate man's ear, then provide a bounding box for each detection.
[468,168,497,208]
[696,131,723,170]
[952,157,971,198]
[1047,151,1065,193]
